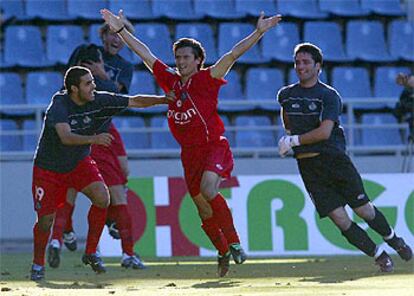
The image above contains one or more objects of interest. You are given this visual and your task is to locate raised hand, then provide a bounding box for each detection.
[256,12,282,34]
[100,8,124,32]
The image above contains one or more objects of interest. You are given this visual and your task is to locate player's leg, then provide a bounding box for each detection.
[200,171,246,265]
[353,202,412,261]
[32,213,54,280]
[62,189,78,251]
[109,185,146,269]
[328,206,393,272]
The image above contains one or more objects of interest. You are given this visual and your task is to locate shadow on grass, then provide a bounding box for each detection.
[192,279,242,289]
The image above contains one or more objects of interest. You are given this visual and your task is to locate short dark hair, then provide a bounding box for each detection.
[64,66,91,93]
[294,42,323,66]
[173,38,206,70]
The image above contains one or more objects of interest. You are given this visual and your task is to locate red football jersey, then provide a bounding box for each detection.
[153,60,227,147]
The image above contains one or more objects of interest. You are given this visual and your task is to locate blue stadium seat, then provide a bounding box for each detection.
[389,20,414,62]
[245,68,283,111]
[0,0,24,20]
[4,26,50,67]
[26,72,63,106]
[235,0,276,16]
[218,71,249,112]
[47,25,85,65]
[262,23,300,62]
[0,120,22,152]
[219,23,263,63]
[346,21,394,62]
[88,24,133,61]
[289,68,328,85]
[67,0,107,20]
[109,0,154,20]
[26,0,70,20]
[361,114,403,146]
[22,120,40,152]
[129,71,166,113]
[278,0,328,19]
[221,115,235,147]
[0,73,28,115]
[149,116,179,149]
[360,0,405,16]
[304,21,349,62]
[194,0,246,19]
[374,67,410,108]
[331,67,374,110]
[175,23,218,64]
[319,0,369,17]
[152,0,202,20]
[133,24,174,65]
[235,116,276,148]
[112,117,149,149]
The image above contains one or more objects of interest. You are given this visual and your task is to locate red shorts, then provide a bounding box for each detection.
[91,144,127,186]
[181,136,234,197]
[32,156,104,217]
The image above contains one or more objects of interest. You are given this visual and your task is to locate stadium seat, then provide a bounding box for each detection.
[361,114,403,146]
[0,120,22,152]
[129,71,166,113]
[133,24,174,65]
[277,0,328,19]
[4,26,50,67]
[303,21,349,62]
[289,68,328,85]
[112,117,149,149]
[235,0,277,16]
[331,67,374,110]
[0,0,25,20]
[67,0,107,20]
[26,0,70,20]
[374,67,411,108]
[389,20,414,62]
[221,115,235,147]
[360,0,405,16]
[235,116,276,148]
[218,23,263,63]
[175,23,218,64]
[88,24,133,61]
[245,68,283,111]
[152,0,202,20]
[47,25,85,65]
[346,21,394,62]
[218,70,249,112]
[22,120,40,152]
[194,0,246,19]
[0,73,28,115]
[149,116,179,149]
[319,0,369,17]
[26,72,63,106]
[108,0,154,20]
[262,22,300,62]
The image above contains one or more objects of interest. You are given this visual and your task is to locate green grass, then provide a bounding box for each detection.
[0,251,413,296]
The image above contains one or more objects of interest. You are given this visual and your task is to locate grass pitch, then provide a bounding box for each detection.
[0,251,413,296]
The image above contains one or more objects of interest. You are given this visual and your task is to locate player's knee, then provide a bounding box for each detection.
[38,214,54,232]
[197,204,213,219]
[92,188,110,208]
[200,183,217,201]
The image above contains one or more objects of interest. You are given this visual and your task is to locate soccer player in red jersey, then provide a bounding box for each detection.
[101,8,282,277]
[30,66,173,281]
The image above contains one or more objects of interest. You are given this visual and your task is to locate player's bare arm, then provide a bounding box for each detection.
[280,108,291,134]
[55,123,114,146]
[128,91,175,108]
[298,120,334,145]
[100,9,157,71]
[211,12,282,79]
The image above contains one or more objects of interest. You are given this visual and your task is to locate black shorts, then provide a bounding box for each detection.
[297,152,370,218]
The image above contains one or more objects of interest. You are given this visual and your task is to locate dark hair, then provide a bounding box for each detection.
[173,38,206,70]
[64,66,91,93]
[294,42,323,66]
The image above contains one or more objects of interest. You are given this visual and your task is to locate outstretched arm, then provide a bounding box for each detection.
[101,9,157,71]
[210,12,282,79]
[128,91,175,108]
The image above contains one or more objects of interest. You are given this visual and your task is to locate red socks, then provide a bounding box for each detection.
[32,223,50,266]
[52,202,73,244]
[113,204,134,256]
[106,204,117,222]
[201,216,229,256]
[209,193,240,245]
[85,205,107,254]
[63,202,75,233]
